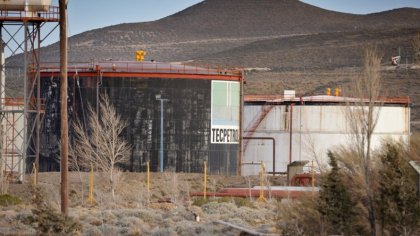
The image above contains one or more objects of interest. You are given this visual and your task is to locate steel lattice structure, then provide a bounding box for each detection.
[0,5,59,182]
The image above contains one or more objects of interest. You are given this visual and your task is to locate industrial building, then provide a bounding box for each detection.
[243,91,411,176]
[34,62,243,175]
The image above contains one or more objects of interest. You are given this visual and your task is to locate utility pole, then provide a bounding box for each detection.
[59,0,68,215]
[35,23,40,185]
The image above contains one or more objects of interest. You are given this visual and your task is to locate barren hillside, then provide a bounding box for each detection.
[9,0,420,63]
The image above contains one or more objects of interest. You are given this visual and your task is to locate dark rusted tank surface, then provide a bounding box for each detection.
[30,62,243,175]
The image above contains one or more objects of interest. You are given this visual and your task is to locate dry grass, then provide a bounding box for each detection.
[2,172,285,235]
[0,206,35,235]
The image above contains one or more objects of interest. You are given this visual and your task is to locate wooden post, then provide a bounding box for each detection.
[35,23,40,185]
[59,0,69,215]
[147,160,150,192]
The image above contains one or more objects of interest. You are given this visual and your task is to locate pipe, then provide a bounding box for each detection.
[156,96,168,172]
[243,137,275,176]
[242,162,264,165]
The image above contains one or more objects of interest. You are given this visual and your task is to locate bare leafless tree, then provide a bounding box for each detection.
[71,94,130,200]
[302,134,327,174]
[344,47,383,236]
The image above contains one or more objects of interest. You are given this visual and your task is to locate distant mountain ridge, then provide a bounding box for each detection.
[17,0,419,63]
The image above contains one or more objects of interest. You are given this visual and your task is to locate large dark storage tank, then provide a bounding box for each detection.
[33,62,243,175]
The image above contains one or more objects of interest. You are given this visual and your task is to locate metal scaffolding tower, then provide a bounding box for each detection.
[0,5,59,183]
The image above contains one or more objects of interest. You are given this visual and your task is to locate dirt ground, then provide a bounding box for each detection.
[1,172,286,235]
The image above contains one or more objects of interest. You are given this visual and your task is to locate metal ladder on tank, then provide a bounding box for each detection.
[243,104,274,152]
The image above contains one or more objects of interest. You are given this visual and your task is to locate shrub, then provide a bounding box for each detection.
[233,197,254,208]
[28,206,82,235]
[192,197,212,207]
[0,194,22,206]
[277,198,323,236]
[151,227,177,236]
[25,186,82,235]
[193,196,254,208]
[216,197,230,204]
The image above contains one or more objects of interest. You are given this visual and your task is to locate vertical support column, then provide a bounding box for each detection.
[59,0,69,215]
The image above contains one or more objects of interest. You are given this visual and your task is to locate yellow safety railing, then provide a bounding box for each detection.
[258,161,266,202]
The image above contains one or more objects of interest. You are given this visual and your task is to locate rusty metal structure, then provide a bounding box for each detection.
[0,1,59,182]
[36,62,244,175]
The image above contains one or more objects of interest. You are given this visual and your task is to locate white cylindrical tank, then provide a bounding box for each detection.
[0,0,51,12]
[243,95,411,176]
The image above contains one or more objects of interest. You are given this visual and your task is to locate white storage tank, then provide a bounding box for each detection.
[243,93,411,176]
[0,0,51,12]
